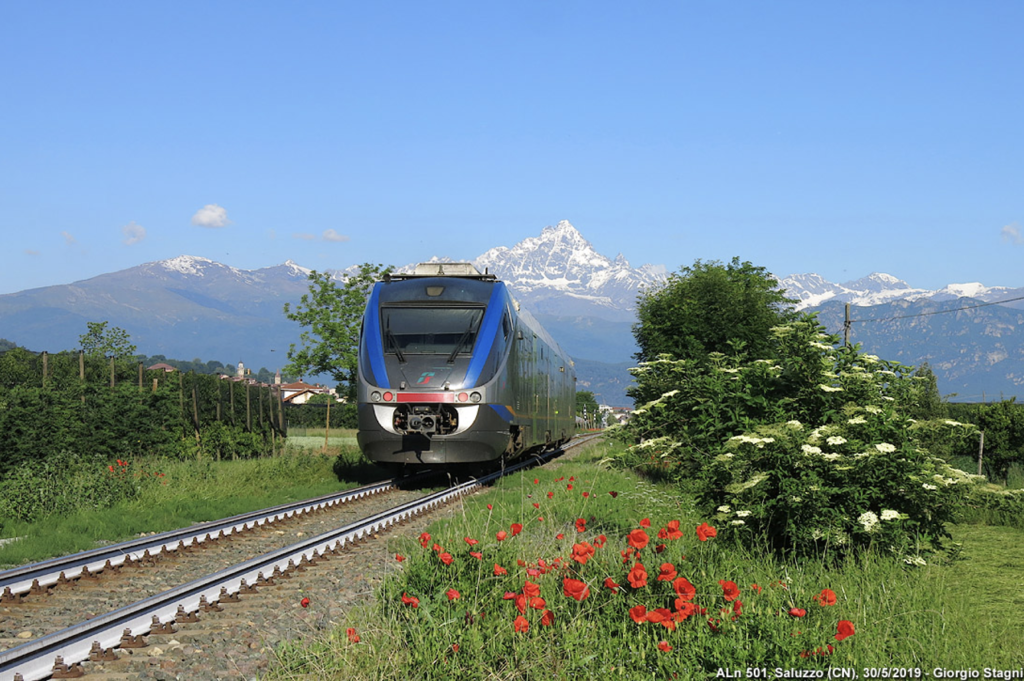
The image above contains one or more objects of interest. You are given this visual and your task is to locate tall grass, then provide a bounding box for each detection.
[0,441,379,568]
[272,442,1024,679]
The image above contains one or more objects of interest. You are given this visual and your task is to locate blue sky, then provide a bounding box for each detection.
[2,2,1021,295]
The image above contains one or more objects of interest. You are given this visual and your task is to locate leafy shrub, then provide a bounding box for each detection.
[613,317,983,559]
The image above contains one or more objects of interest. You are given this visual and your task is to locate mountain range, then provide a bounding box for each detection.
[1,221,1022,405]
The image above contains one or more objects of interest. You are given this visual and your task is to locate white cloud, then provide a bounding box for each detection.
[61,231,76,245]
[323,229,350,243]
[1001,222,1023,245]
[122,221,146,245]
[292,232,317,241]
[191,204,231,228]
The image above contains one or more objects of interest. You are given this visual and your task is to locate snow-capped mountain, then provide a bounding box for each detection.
[780,272,1022,311]
[470,221,665,321]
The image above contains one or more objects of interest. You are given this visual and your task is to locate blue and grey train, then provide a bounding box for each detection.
[356,263,576,469]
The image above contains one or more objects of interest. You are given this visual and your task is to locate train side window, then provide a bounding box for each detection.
[502,312,512,341]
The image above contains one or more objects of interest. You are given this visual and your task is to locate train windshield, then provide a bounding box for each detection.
[380,306,485,358]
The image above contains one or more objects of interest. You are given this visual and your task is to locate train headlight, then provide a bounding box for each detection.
[457,392,469,403]
[370,391,382,402]
[470,392,482,403]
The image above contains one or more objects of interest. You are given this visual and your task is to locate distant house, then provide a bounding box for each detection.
[280,380,336,405]
[148,363,177,372]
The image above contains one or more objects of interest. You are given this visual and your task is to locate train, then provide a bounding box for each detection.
[356,262,576,469]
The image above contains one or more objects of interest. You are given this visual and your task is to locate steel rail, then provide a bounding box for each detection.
[0,434,602,681]
[0,478,399,599]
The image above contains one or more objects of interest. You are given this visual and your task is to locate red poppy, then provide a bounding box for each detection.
[419,532,430,548]
[696,522,717,541]
[609,491,619,498]
[496,530,508,541]
[563,578,590,601]
[621,548,635,564]
[567,484,573,490]
[648,608,677,631]
[788,608,806,617]
[658,527,669,540]
[640,518,651,528]
[346,627,360,643]
[108,465,115,472]
[532,502,540,509]
[440,552,454,566]
[487,504,493,510]
[604,577,620,593]
[629,604,648,624]
[658,641,673,652]
[530,597,546,610]
[452,644,459,652]
[470,551,483,560]
[511,523,523,536]
[556,533,565,540]
[432,543,442,552]
[628,563,648,589]
[394,553,405,562]
[534,478,539,484]
[515,593,528,614]
[514,615,529,633]
[540,609,555,626]
[732,600,743,618]
[813,588,837,606]
[547,491,554,499]
[401,593,419,608]
[719,580,740,602]
[665,520,684,540]
[835,620,855,641]
[627,528,650,550]
[672,577,696,602]
[656,563,677,582]
[517,559,527,567]
[571,542,596,565]
[447,588,461,601]
[655,543,667,554]
[595,534,607,547]
[674,600,697,620]
[300,597,310,608]
[524,581,541,598]
[575,518,587,533]
[503,591,516,600]
[538,517,544,522]
[494,563,507,576]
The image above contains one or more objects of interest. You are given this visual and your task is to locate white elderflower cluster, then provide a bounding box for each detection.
[786,420,803,429]
[801,444,823,455]
[718,367,740,374]
[864,405,882,414]
[847,416,867,425]
[717,505,732,513]
[858,511,880,533]
[810,341,834,351]
[881,509,900,521]
[943,419,966,427]
[730,520,746,526]
[904,555,927,567]
[826,436,847,446]
[822,452,841,461]
[922,483,938,491]
[728,434,775,448]
[875,442,897,454]
[735,510,752,517]
[819,384,844,392]
[853,451,871,459]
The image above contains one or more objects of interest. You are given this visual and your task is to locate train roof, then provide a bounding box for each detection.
[385,262,497,282]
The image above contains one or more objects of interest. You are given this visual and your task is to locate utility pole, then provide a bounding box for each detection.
[844,304,851,347]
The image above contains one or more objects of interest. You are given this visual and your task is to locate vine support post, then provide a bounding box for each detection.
[978,430,985,477]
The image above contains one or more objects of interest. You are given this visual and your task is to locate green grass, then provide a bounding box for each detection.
[271,440,1024,679]
[0,441,386,568]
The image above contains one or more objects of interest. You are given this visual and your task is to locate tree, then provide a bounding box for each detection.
[78,321,137,360]
[633,257,797,365]
[284,263,391,401]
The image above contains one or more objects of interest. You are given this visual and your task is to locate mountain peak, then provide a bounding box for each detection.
[158,255,218,276]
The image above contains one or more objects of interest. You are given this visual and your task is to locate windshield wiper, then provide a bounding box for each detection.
[384,327,406,363]
[447,324,475,363]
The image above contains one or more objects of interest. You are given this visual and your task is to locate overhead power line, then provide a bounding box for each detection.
[850,294,1024,324]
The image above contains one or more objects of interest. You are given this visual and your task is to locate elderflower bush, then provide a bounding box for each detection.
[702,407,980,559]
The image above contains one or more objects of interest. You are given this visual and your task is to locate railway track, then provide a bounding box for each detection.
[0,435,600,681]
